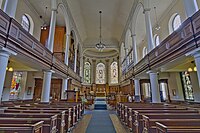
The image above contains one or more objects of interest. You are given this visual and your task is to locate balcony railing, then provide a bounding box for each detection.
[0,9,81,82]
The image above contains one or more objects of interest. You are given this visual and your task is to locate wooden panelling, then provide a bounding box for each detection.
[134,55,149,76]
[191,10,200,47]
[52,56,68,75]
[40,27,65,53]
[0,9,11,47]
[149,18,195,69]
[34,79,62,100]
[7,19,52,66]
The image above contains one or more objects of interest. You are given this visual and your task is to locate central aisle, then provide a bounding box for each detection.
[86,110,116,133]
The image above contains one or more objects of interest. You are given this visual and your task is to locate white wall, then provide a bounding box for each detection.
[23,72,35,100]
[190,72,200,102]
[168,72,184,101]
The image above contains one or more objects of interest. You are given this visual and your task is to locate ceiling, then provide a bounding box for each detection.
[28,0,175,57]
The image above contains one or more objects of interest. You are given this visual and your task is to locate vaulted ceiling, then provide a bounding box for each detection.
[28,0,175,58]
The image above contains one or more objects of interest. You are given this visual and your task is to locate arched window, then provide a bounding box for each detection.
[172,14,181,31]
[142,47,147,58]
[111,61,118,84]
[96,63,105,84]
[154,34,160,46]
[84,62,91,84]
[169,13,182,34]
[21,15,30,32]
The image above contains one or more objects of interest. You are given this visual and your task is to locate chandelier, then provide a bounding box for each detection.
[95,11,106,52]
[154,7,161,31]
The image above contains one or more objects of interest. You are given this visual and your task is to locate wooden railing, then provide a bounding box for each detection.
[0,9,81,82]
[124,10,200,80]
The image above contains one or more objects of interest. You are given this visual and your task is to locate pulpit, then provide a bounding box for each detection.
[66,90,76,102]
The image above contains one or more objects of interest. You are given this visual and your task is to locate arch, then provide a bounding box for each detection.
[96,62,106,84]
[21,14,34,35]
[142,47,147,58]
[154,34,160,47]
[168,13,182,34]
[110,61,118,84]
[84,61,91,84]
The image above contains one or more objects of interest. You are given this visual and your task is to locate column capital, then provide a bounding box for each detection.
[0,47,17,56]
[146,70,158,74]
[131,34,136,37]
[43,69,55,73]
[143,8,151,13]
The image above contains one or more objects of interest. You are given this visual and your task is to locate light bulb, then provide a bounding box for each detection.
[194,66,197,71]
[188,67,193,72]
[6,67,8,70]
[8,67,13,72]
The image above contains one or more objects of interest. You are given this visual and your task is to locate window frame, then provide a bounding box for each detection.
[21,14,30,32]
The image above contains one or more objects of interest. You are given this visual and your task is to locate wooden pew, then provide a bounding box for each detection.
[142,119,200,133]
[155,121,200,133]
[4,109,68,132]
[131,109,199,133]
[0,116,57,133]
[0,121,44,133]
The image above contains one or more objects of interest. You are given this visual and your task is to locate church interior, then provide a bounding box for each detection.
[0,0,200,132]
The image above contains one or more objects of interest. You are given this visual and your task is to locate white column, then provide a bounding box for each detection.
[0,51,10,102]
[41,71,52,103]
[47,0,57,52]
[3,0,18,18]
[61,79,68,99]
[64,34,70,65]
[74,47,78,72]
[106,59,109,83]
[134,78,141,102]
[124,47,128,72]
[131,34,138,64]
[183,0,198,17]
[144,8,154,52]
[149,72,161,103]
[80,56,84,82]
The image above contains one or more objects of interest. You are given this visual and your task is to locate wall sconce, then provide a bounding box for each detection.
[6,61,13,72]
[188,61,197,72]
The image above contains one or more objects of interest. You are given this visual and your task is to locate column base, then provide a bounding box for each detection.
[134,95,141,102]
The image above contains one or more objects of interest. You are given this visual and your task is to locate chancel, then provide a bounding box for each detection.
[0,0,200,133]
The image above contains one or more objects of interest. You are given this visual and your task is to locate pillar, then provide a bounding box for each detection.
[41,71,52,103]
[183,0,198,17]
[124,46,128,72]
[131,34,138,64]
[74,47,78,73]
[0,51,10,102]
[4,0,18,18]
[64,34,70,65]
[149,72,161,103]
[46,0,57,52]
[144,8,154,52]
[106,59,109,83]
[134,78,141,102]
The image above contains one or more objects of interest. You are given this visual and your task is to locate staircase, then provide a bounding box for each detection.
[94,97,107,110]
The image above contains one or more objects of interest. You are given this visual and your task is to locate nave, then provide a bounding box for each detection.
[1,0,200,132]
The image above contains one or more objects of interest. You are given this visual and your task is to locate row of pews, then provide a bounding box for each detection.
[0,100,84,133]
[117,102,200,133]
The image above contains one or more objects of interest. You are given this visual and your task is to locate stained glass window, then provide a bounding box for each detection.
[111,61,118,84]
[96,63,105,84]
[84,62,91,84]
[181,71,194,100]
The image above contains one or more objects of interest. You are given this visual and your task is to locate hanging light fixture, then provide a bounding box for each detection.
[188,61,197,72]
[95,11,106,52]
[154,7,161,31]
[41,7,48,30]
